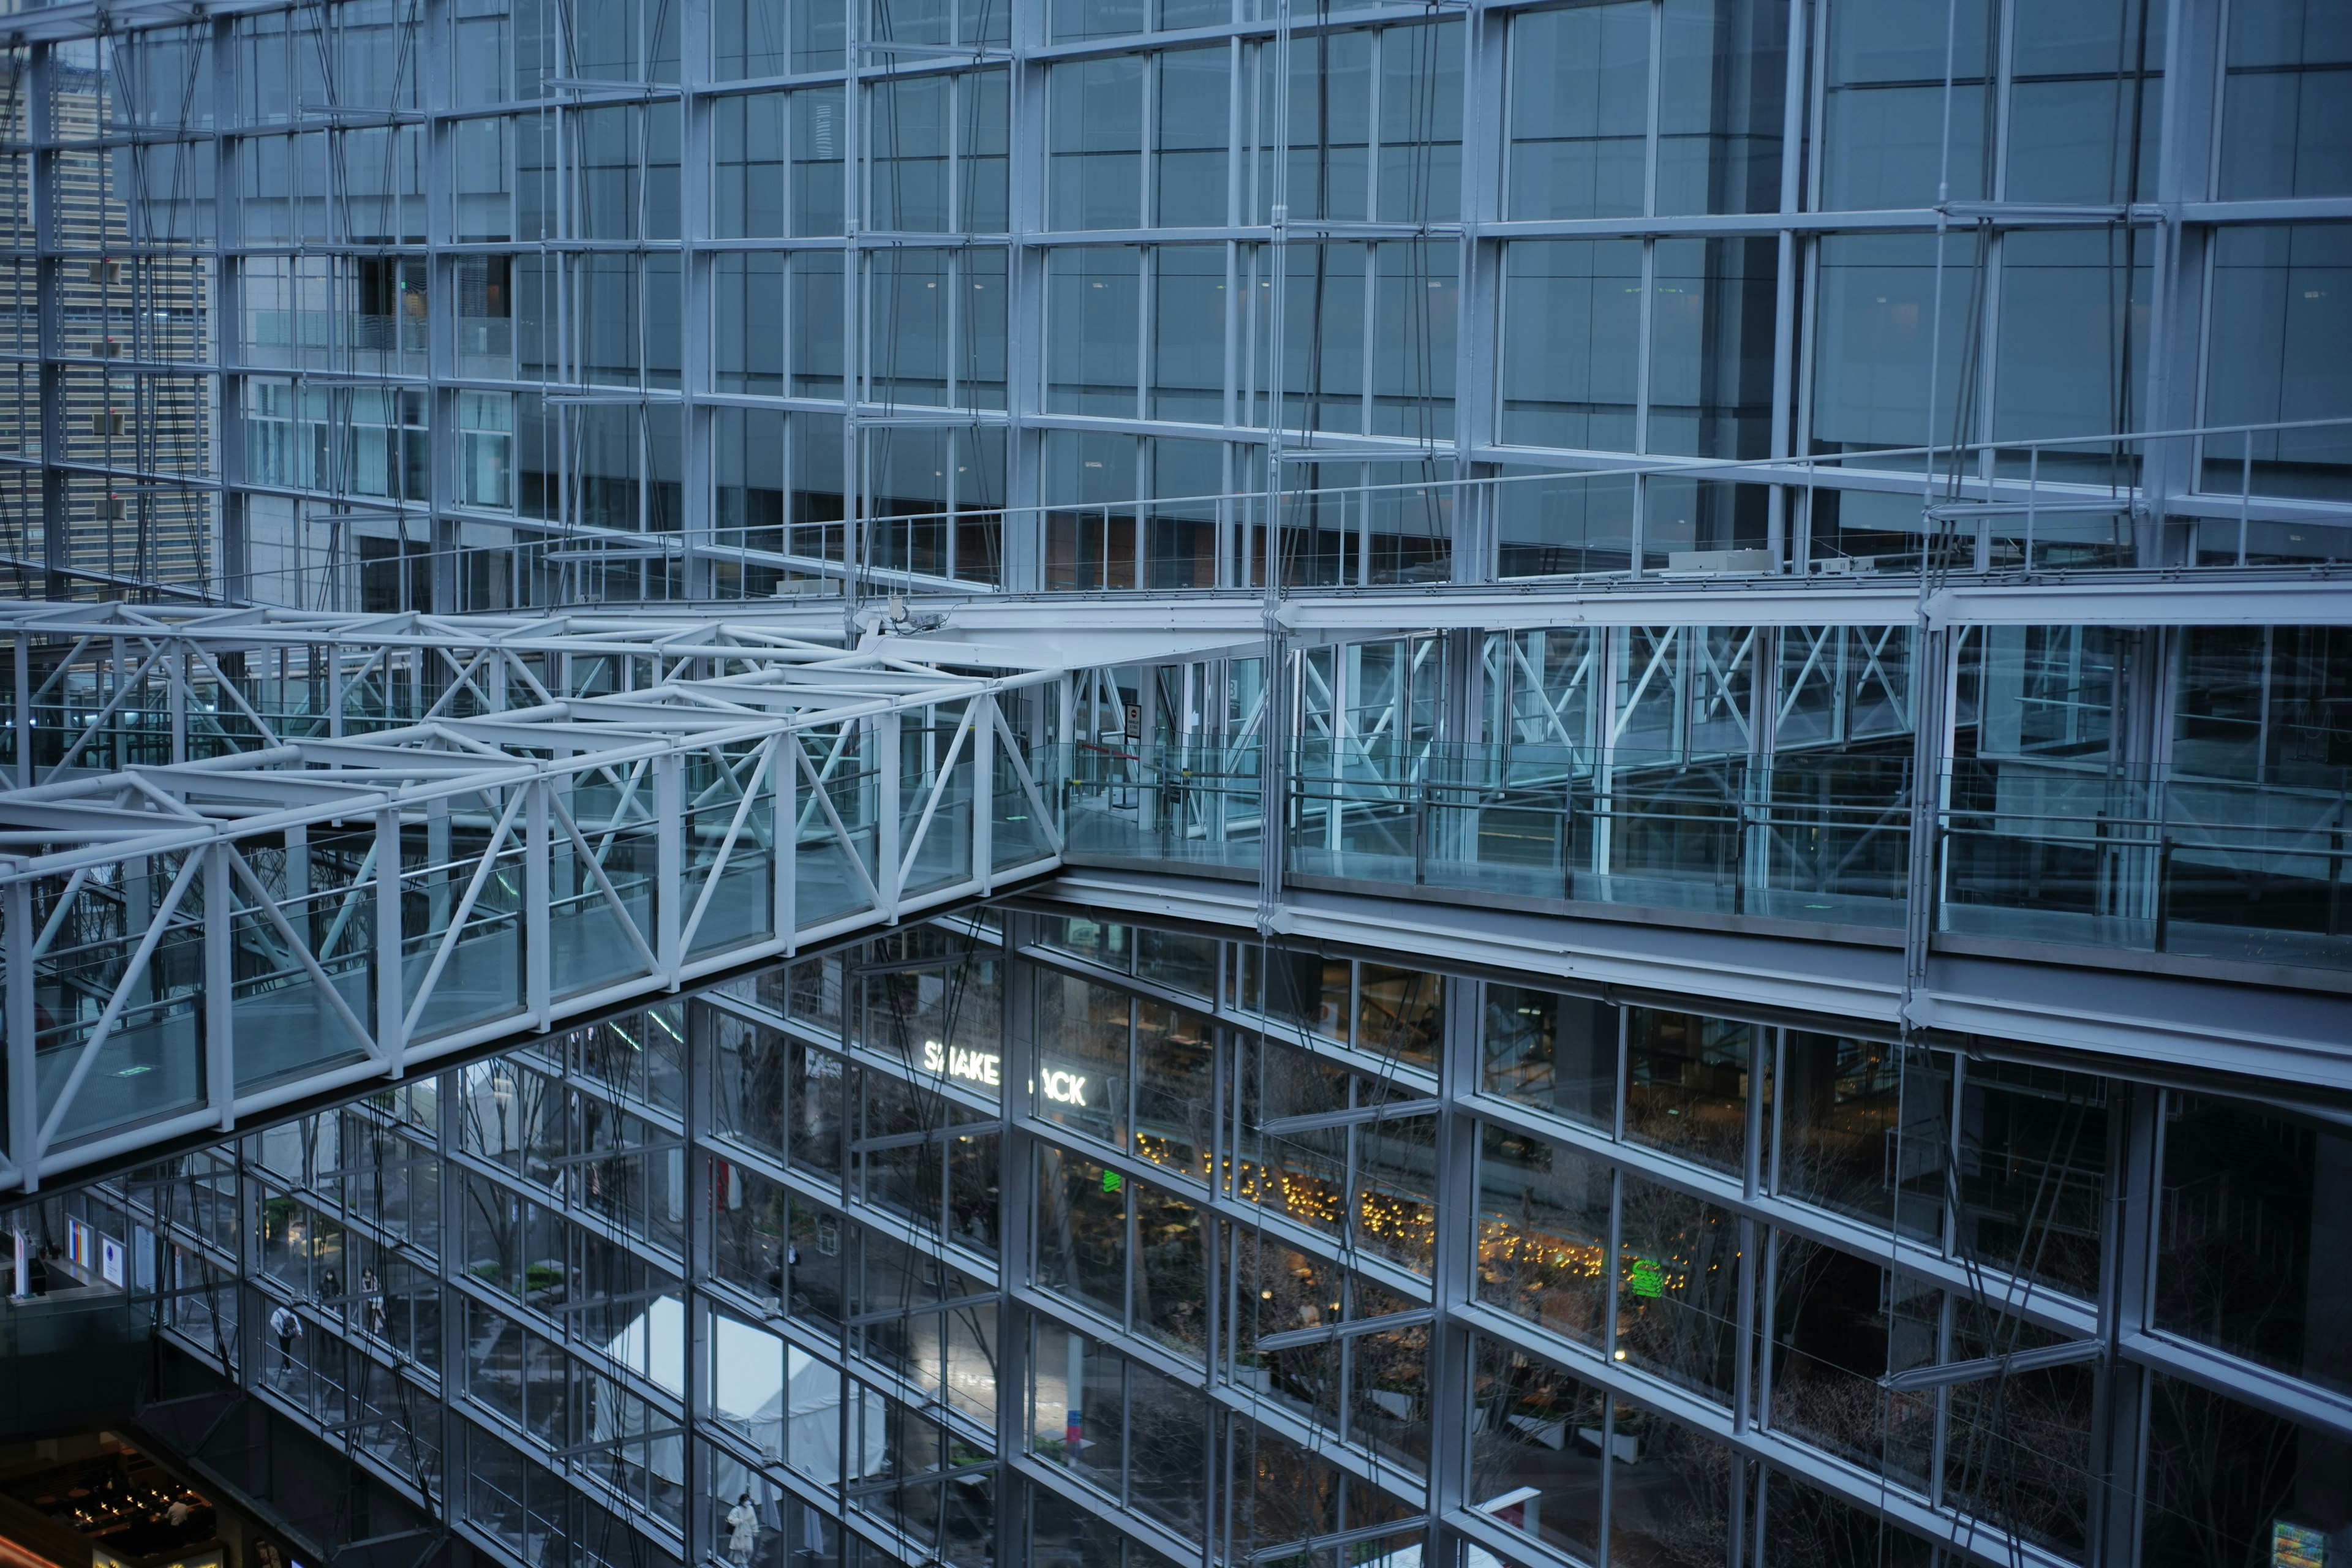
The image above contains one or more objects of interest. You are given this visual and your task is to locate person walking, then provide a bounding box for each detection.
[725,1493,758,1567]
[360,1267,386,1336]
[268,1302,303,1377]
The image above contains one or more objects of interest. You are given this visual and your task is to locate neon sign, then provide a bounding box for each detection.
[1041,1069,1090,1107]
[921,1039,1001,1088]
[916,1038,1091,1109]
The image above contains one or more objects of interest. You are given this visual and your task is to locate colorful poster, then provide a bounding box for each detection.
[2273,1520,2328,1568]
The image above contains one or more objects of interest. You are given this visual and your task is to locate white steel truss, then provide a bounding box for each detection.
[0,600,1066,1192]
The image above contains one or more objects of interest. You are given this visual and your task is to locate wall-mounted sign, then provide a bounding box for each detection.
[921,1039,1002,1089]
[100,1235,126,1287]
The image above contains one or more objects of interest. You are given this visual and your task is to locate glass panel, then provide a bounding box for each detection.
[1481,985,1618,1129]
[2157,1093,2352,1401]
[1647,236,1777,459]
[1765,1469,1940,1567]
[1496,468,1638,577]
[2218,0,2352,199]
[1501,239,1642,450]
[1615,1169,1741,1403]
[1036,971,1130,1146]
[1149,246,1226,424]
[2142,1373,2352,1568]
[1941,1301,2097,1559]
[1049,59,1144,230]
[1468,1336,1605,1560]
[1765,1235,1940,1490]
[1776,1034,1947,1240]
[1608,1392,1733,1566]
[1657,0,1788,217]
[1992,227,2149,488]
[2006,0,2162,206]
[1046,249,1141,415]
[1808,231,1973,466]
[1133,1179,1207,1359]
[872,77,949,233]
[1819,0,1991,211]
[1624,1006,1752,1174]
[1134,1000,1214,1182]
[2201,224,2352,503]
[1477,1124,1611,1346]
[1155,49,1229,228]
[1509,4,1648,221]
[1954,1060,2107,1300]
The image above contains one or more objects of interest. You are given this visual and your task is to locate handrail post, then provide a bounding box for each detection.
[205,842,235,1125]
[878,710,902,923]
[975,695,996,892]
[374,807,403,1072]
[2154,836,2172,954]
[657,751,682,986]
[526,778,551,1028]
[777,735,798,954]
[2331,811,2346,941]
[12,633,29,789]
[8,877,38,1189]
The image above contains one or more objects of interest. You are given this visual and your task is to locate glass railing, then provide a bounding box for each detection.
[397,822,529,1042]
[1290,744,1913,926]
[1057,739,2352,972]
[1941,757,2352,970]
[900,744,976,902]
[993,749,1058,871]
[0,1286,153,1360]
[1056,739,1914,925]
[1058,741,1267,873]
[683,788,776,959]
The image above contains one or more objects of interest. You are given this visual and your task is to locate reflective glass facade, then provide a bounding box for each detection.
[1,0,2348,603]
[47,902,2348,1568]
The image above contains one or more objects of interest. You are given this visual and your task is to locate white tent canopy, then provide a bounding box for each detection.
[598,1296,888,1487]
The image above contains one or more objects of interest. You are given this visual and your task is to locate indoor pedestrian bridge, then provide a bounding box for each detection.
[0,600,1079,1194]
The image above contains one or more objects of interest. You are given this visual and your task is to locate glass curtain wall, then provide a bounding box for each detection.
[4,0,2348,605]
[70,903,2352,1568]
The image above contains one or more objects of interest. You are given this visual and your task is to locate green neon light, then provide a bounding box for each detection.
[1626,1257,1664,1298]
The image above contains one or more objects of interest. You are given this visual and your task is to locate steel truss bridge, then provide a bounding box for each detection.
[5,570,2352,1194]
[0,600,1081,1193]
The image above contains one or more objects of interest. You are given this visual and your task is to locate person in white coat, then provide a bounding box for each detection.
[268,1303,303,1378]
[724,1493,757,1567]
